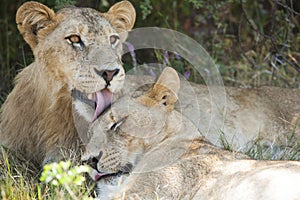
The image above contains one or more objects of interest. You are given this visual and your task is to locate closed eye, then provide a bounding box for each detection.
[109,116,128,131]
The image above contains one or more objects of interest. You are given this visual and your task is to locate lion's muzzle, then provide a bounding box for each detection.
[94,68,120,84]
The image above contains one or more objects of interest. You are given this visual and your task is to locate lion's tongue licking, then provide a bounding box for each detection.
[92,89,113,122]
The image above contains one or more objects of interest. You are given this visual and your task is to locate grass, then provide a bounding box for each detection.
[0,146,40,200]
[218,125,300,161]
[0,147,95,200]
[246,129,300,161]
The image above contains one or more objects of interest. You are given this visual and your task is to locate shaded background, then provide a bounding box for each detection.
[0,0,299,101]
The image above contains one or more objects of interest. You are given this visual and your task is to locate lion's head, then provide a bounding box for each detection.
[16,1,135,121]
[82,67,198,182]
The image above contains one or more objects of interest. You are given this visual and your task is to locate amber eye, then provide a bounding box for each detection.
[109,35,120,47]
[65,35,81,44]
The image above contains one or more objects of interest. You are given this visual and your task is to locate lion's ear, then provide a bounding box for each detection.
[155,67,180,96]
[16,1,57,49]
[138,67,180,111]
[104,1,136,33]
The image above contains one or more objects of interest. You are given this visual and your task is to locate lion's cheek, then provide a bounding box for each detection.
[58,62,81,88]
[46,61,76,86]
[35,47,74,84]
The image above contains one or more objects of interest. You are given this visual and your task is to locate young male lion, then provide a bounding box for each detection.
[83,67,300,200]
[0,1,135,166]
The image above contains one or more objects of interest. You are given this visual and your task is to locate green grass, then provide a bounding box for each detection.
[245,129,300,161]
[218,126,300,161]
[0,147,94,200]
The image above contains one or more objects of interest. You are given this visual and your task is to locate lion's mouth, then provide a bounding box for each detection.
[72,88,113,122]
[87,163,132,182]
[93,170,128,181]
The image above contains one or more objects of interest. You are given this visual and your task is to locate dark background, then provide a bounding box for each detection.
[0,0,299,100]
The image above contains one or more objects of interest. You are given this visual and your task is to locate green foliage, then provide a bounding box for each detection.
[40,161,89,186]
[0,147,93,200]
[188,0,203,9]
[140,0,152,20]
[219,131,233,151]
[129,0,300,88]
[246,128,300,161]
[39,161,91,200]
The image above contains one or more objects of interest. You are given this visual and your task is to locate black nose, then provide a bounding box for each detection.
[84,151,103,169]
[94,68,120,83]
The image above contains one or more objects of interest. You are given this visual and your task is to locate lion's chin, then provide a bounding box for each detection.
[72,88,113,122]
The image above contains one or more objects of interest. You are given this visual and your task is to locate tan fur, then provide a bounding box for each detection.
[137,67,180,111]
[101,1,136,33]
[116,74,300,157]
[84,67,300,200]
[0,1,136,167]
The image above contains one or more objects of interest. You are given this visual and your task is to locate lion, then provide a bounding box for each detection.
[0,1,136,167]
[114,71,300,159]
[82,67,300,200]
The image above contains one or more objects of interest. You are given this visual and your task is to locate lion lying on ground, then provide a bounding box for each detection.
[119,71,300,159]
[83,67,300,200]
[0,1,135,166]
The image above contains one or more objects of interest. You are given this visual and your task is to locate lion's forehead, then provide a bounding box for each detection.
[104,99,167,130]
[110,98,152,117]
[58,7,116,38]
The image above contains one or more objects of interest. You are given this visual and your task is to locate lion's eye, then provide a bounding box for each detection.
[70,35,80,43]
[65,35,85,50]
[109,122,119,131]
[109,35,120,48]
[109,116,127,131]
[66,35,81,44]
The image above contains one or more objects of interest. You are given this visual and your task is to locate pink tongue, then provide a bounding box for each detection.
[92,89,113,122]
[95,172,109,181]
